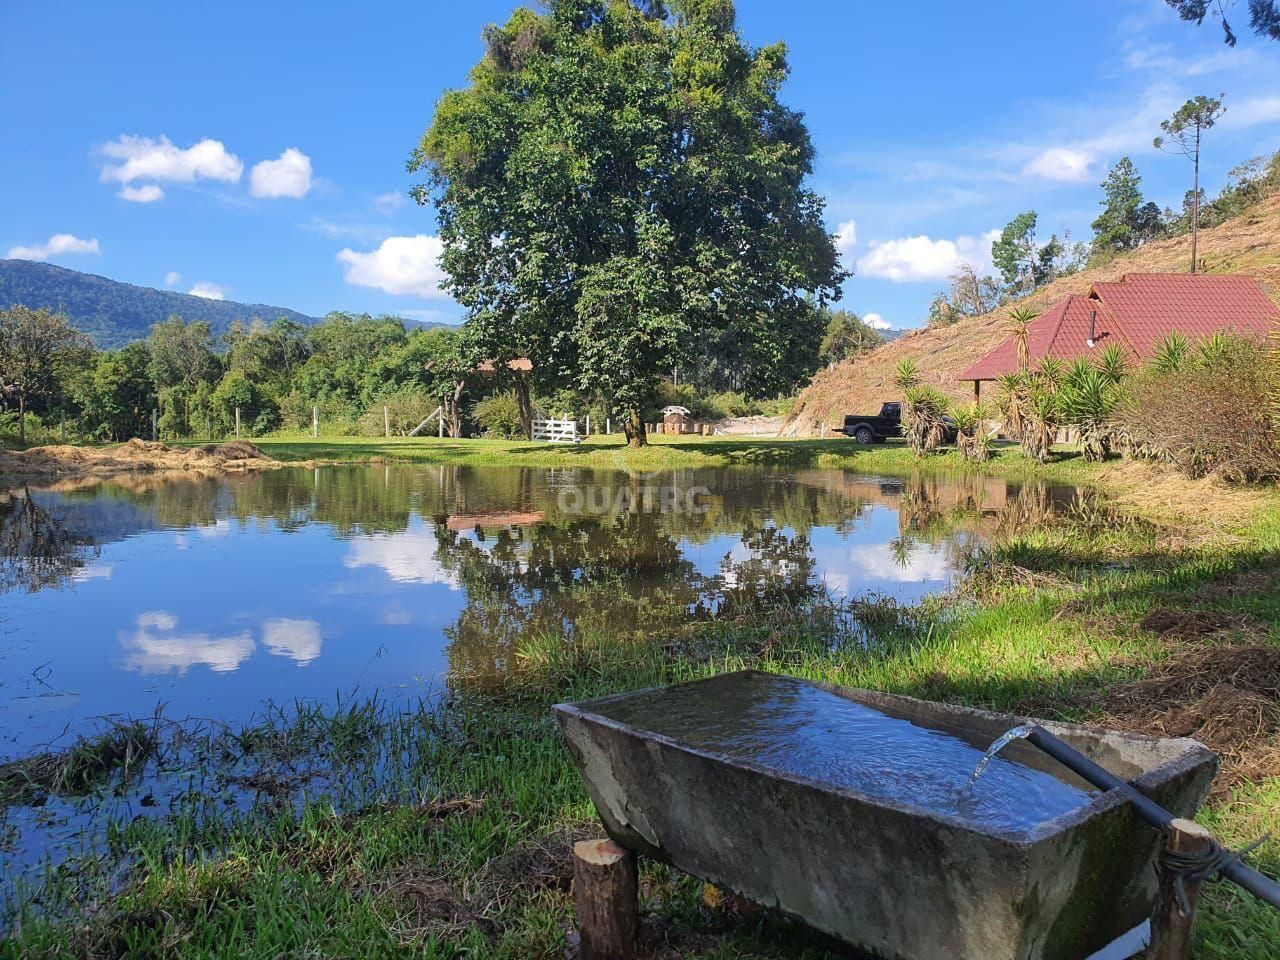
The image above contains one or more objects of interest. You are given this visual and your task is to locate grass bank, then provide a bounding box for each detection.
[252,432,1103,486]
[2,445,1278,958]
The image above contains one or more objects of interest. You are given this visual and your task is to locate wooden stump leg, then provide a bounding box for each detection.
[1149,818,1215,960]
[573,838,637,960]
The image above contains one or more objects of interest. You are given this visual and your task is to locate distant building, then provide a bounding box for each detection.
[958,274,1279,397]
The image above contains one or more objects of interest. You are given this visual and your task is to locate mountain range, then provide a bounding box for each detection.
[0,259,321,349]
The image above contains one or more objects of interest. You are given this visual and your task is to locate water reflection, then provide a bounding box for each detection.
[0,465,1096,750]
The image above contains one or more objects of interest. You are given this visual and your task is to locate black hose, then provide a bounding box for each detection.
[1022,725,1280,910]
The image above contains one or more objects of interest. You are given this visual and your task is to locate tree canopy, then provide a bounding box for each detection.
[1164,0,1280,45]
[412,0,842,444]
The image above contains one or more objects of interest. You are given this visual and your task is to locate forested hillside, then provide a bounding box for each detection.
[0,259,319,348]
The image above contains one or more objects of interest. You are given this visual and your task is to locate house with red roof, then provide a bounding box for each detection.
[958,274,1279,397]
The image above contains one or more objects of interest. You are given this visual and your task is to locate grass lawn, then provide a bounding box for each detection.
[3,437,1278,958]
[251,431,1104,487]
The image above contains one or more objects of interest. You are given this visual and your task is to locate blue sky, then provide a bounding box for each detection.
[2,0,1279,331]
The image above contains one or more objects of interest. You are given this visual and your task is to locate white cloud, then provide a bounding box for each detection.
[98,135,243,197]
[188,282,226,300]
[834,219,857,268]
[1022,147,1095,183]
[337,234,449,299]
[345,529,460,587]
[374,191,405,216]
[262,618,322,665]
[7,233,101,261]
[249,148,313,199]
[118,183,165,203]
[856,229,998,283]
[863,312,891,330]
[165,270,182,287]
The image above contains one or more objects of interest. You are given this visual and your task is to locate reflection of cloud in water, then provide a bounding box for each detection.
[262,618,322,665]
[122,611,253,674]
[847,543,953,583]
[195,519,232,538]
[72,562,114,582]
[344,531,460,588]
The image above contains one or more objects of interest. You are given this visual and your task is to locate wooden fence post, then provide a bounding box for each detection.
[151,408,158,441]
[384,405,391,438]
[313,405,319,438]
[1149,819,1215,960]
[235,407,241,438]
[573,839,637,960]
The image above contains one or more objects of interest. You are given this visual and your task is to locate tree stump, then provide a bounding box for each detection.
[1149,818,1215,960]
[573,838,638,960]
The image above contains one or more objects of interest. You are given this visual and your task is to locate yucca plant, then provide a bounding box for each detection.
[994,372,1029,447]
[902,385,950,456]
[1021,383,1059,463]
[951,401,992,463]
[1036,356,1065,392]
[1062,356,1095,392]
[1150,331,1190,374]
[1007,307,1039,372]
[1057,367,1120,462]
[1096,344,1129,385]
[1196,331,1230,365]
[892,358,920,392]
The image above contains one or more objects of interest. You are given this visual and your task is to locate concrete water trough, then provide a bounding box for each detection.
[554,670,1217,960]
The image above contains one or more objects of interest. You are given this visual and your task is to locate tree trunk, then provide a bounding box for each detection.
[514,375,533,440]
[1191,129,1201,274]
[448,379,466,438]
[17,392,26,445]
[621,409,647,447]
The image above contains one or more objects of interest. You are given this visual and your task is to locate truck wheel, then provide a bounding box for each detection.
[854,426,874,444]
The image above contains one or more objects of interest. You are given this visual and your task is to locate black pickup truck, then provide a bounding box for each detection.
[836,402,902,444]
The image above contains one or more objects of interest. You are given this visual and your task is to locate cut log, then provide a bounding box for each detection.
[573,838,638,960]
[1149,818,1215,960]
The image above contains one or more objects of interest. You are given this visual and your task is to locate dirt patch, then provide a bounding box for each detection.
[1196,563,1280,603]
[1103,644,1280,794]
[0,437,286,485]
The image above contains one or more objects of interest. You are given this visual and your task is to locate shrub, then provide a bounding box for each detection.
[951,402,991,463]
[471,390,526,439]
[902,385,950,456]
[1112,334,1280,482]
[359,388,441,437]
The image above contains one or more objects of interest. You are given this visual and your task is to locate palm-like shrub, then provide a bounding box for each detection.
[1057,367,1120,461]
[1021,384,1059,463]
[892,358,920,392]
[1150,332,1190,374]
[902,385,950,456]
[951,401,991,463]
[1007,307,1039,372]
[1096,344,1129,385]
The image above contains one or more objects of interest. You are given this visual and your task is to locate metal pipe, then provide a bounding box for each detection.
[1024,725,1280,909]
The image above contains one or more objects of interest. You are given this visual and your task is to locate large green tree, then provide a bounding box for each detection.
[412,0,842,444]
[0,305,92,444]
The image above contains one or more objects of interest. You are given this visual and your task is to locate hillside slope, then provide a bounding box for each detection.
[0,260,320,349]
[787,194,1280,436]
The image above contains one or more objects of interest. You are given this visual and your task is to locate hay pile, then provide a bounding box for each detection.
[0,437,280,484]
[1105,643,1280,795]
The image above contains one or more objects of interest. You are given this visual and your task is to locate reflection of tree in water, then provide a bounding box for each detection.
[891,473,1096,571]
[440,512,821,684]
[0,489,144,592]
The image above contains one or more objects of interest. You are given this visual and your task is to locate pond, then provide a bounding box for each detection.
[0,463,1093,896]
[0,464,1090,755]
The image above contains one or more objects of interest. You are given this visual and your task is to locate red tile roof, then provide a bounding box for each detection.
[958,296,1135,383]
[958,273,1278,382]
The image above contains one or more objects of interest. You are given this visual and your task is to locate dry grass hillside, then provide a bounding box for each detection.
[785,194,1280,436]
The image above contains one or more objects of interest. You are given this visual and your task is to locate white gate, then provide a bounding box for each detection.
[532,418,581,444]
